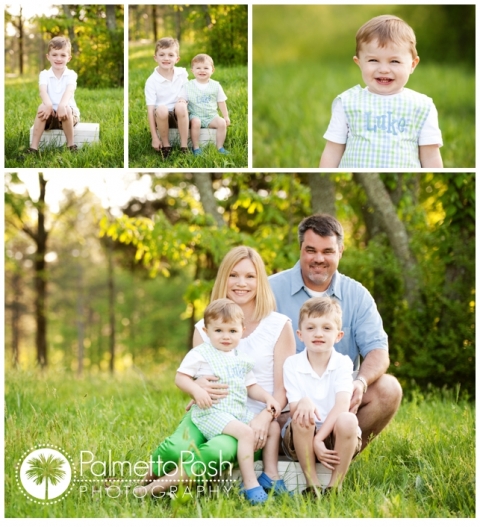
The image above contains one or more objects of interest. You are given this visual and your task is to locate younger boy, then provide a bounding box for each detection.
[28,36,80,153]
[319,15,443,169]
[282,297,361,496]
[135,299,289,504]
[181,54,230,155]
[145,37,189,158]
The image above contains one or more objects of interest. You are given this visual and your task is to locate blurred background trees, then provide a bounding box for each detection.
[4,173,475,395]
[128,4,247,66]
[4,4,124,88]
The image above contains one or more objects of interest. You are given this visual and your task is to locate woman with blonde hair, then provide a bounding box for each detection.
[137,246,295,500]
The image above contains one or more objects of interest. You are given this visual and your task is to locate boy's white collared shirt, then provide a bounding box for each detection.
[39,66,79,114]
[283,348,354,424]
[145,65,188,110]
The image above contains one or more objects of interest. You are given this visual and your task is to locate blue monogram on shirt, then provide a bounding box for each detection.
[195,94,215,104]
[365,111,409,135]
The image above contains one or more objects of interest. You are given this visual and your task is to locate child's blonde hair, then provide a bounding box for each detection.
[298,297,343,331]
[155,37,179,55]
[47,36,72,55]
[356,15,418,58]
[191,53,214,68]
[204,299,244,327]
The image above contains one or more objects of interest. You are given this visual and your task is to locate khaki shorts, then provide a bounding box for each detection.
[281,418,362,462]
[45,109,79,130]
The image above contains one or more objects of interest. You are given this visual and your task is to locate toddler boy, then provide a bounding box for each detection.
[319,15,443,169]
[28,36,80,153]
[145,37,189,158]
[282,297,362,496]
[181,54,230,155]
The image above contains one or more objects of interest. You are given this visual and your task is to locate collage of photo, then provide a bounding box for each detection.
[3,2,476,523]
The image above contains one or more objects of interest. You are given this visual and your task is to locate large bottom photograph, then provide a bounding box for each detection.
[4,172,475,519]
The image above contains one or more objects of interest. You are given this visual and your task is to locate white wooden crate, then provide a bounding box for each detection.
[164,128,216,147]
[29,123,100,148]
[229,457,332,493]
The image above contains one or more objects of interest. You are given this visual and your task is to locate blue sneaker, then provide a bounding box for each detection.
[258,472,292,496]
[217,147,230,154]
[193,148,203,156]
[239,485,268,505]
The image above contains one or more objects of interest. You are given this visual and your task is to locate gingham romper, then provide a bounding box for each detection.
[337,85,433,168]
[191,342,256,440]
[185,79,221,128]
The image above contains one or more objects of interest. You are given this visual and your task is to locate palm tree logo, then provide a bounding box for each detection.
[18,445,74,503]
[25,452,67,501]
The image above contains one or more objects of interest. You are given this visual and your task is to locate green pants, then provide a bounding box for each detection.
[151,411,261,478]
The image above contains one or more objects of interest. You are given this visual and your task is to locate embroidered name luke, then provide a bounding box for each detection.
[365,111,409,135]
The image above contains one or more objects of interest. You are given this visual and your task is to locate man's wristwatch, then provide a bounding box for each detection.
[356,375,368,393]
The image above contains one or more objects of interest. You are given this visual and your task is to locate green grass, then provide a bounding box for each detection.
[5,369,475,518]
[128,44,248,168]
[253,61,475,168]
[5,75,124,168]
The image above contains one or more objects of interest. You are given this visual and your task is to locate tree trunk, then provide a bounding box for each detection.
[62,6,79,55]
[11,273,22,368]
[35,174,48,367]
[355,173,420,306]
[193,173,225,226]
[76,261,84,377]
[307,174,336,217]
[18,8,23,74]
[107,237,116,373]
[106,4,116,31]
[152,5,158,42]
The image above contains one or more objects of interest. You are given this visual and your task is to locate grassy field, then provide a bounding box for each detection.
[128,44,248,169]
[4,76,124,168]
[252,61,475,169]
[5,369,475,519]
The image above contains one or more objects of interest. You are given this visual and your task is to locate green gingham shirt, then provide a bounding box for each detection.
[327,85,439,168]
[184,79,225,124]
[186,342,256,440]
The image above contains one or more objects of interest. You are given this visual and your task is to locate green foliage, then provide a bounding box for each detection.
[4,76,124,168]
[128,44,247,168]
[4,371,475,517]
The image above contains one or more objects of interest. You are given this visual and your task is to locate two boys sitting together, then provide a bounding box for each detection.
[145,37,230,159]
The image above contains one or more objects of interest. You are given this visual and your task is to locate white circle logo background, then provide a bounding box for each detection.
[19,448,72,500]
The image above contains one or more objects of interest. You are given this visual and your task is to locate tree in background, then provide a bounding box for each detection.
[4,4,124,88]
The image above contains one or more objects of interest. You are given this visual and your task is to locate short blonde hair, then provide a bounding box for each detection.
[204,299,244,327]
[191,53,214,68]
[356,15,417,58]
[47,36,71,55]
[210,246,276,322]
[298,297,343,330]
[155,37,179,55]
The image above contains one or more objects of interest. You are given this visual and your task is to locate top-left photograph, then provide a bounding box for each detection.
[4,4,124,168]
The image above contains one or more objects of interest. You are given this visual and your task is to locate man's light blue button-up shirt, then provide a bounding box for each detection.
[268,261,388,364]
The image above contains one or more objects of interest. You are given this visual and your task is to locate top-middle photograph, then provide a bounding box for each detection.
[129,4,248,169]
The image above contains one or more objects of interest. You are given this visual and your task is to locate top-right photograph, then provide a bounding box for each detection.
[252,4,475,169]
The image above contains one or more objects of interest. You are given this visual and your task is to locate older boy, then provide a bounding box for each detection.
[145,37,189,158]
[28,36,80,153]
[181,54,230,155]
[282,297,361,496]
[319,15,443,168]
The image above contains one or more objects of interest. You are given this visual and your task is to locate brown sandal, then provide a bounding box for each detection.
[25,147,39,155]
[67,144,78,151]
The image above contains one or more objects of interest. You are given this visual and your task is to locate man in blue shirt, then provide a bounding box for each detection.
[269,213,402,451]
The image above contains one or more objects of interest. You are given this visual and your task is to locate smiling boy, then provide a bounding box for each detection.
[319,15,443,169]
[282,297,361,496]
[181,54,230,155]
[145,37,189,158]
[28,36,80,153]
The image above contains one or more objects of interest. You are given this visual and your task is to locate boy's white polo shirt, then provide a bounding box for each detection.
[39,66,79,114]
[283,349,354,424]
[145,66,188,111]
